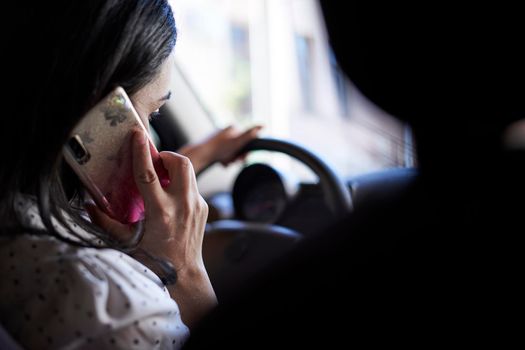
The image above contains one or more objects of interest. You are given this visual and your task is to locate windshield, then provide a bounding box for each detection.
[170,0,414,178]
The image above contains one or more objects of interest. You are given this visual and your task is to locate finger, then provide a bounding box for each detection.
[222,125,236,134]
[158,151,197,196]
[85,203,133,242]
[132,129,164,207]
[236,125,263,147]
[222,153,248,166]
[212,125,238,143]
[221,126,263,165]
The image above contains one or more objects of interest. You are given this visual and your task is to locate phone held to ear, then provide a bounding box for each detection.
[63,86,169,224]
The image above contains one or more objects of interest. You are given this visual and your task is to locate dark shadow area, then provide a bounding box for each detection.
[3,1,519,349]
[183,1,524,348]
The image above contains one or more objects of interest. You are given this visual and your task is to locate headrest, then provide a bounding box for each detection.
[319,1,525,128]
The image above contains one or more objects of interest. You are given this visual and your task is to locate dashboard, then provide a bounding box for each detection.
[229,163,335,236]
[232,164,291,223]
[208,164,417,237]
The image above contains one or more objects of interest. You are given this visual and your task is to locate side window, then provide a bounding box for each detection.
[229,23,252,121]
[295,34,314,113]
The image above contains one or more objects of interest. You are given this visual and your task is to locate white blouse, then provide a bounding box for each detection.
[0,197,189,349]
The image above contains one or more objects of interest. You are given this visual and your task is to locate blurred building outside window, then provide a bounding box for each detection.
[170,0,415,181]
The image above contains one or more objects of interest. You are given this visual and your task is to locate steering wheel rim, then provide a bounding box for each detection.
[239,137,353,218]
[202,137,352,298]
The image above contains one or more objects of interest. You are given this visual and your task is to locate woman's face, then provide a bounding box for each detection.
[131,52,175,131]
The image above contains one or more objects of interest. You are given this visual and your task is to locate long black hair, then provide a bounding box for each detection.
[0,0,177,248]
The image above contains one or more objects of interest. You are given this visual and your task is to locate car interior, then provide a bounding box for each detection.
[149,0,417,301]
[179,0,524,347]
[3,0,522,348]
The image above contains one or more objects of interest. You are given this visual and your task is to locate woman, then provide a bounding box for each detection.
[0,1,258,348]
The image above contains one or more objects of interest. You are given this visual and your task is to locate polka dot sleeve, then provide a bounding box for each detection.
[0,236,189,350]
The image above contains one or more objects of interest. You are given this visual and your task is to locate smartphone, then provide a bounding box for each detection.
[63,86,169,224]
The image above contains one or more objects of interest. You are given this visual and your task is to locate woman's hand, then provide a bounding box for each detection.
[178,125,263,174]
[87,129,217,328]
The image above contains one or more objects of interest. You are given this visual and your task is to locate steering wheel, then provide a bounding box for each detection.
[240,138,352,216]
[203,137,352,297]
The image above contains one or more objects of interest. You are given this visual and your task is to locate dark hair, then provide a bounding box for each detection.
[0,0,177,248]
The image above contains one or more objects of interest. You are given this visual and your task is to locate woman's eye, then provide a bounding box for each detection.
[148,111,162,121]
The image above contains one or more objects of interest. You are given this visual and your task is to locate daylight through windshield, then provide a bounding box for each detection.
[170,0,415,178]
